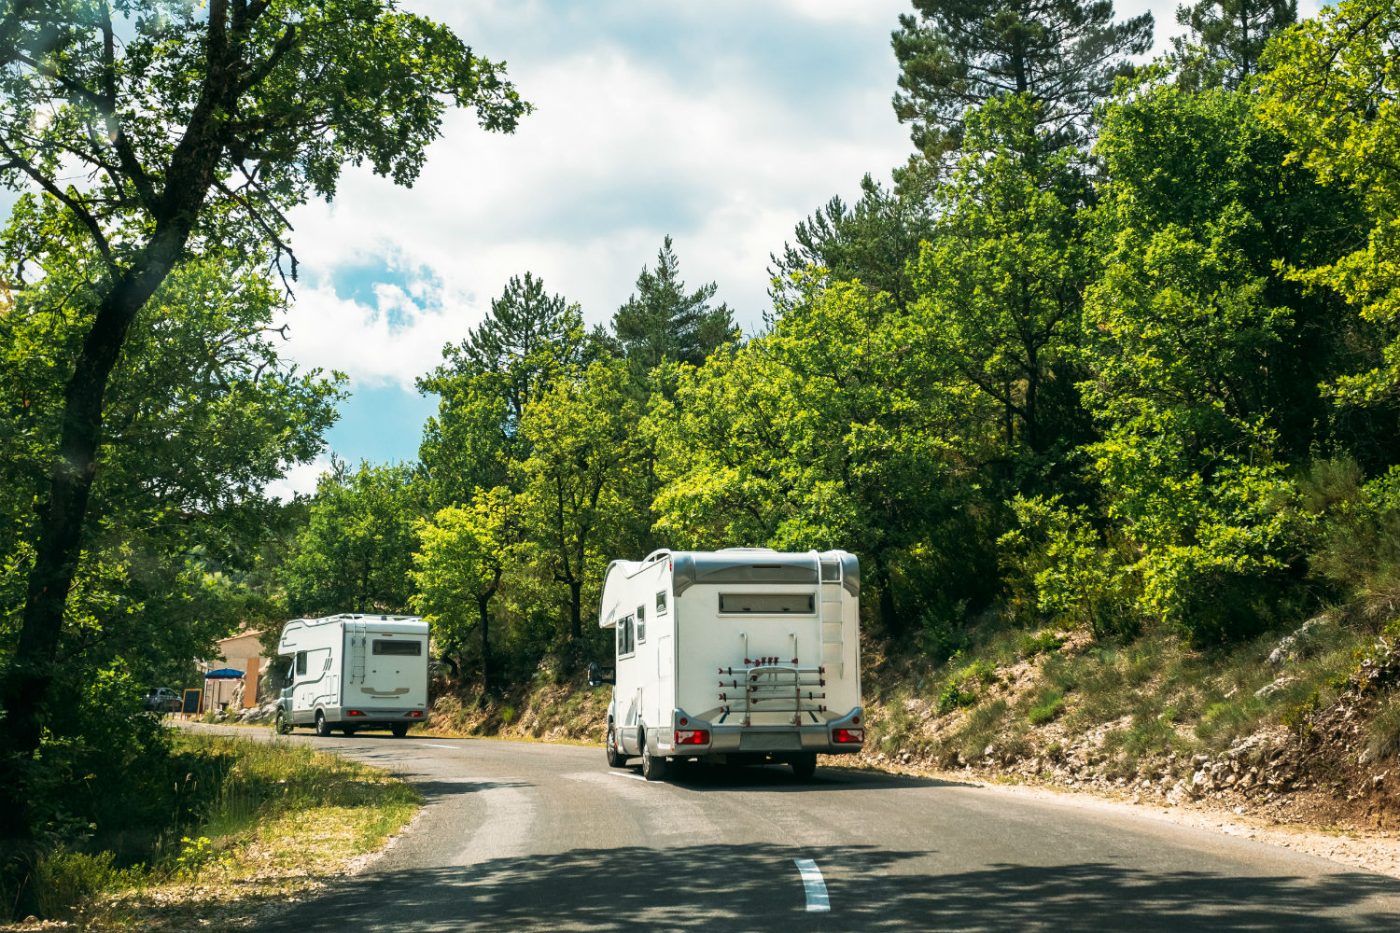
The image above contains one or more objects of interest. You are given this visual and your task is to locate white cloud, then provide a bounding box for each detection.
[281,0,913,362]
[277,275,480,390]
[265,454,334,502]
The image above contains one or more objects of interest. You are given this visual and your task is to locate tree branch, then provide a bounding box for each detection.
[0,140,114,267]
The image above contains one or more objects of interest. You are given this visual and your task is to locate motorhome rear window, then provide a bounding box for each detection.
[372,639,421,656]
[718,593,815,614]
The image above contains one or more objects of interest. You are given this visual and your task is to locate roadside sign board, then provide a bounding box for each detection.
[181,688,202,715]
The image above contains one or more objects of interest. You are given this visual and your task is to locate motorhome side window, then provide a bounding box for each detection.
[636,605,646,642]
[616,615,635,657]
[656,591,668,614]
[295,651,307,676]
[372,639,422,656]
[718,593,816,614]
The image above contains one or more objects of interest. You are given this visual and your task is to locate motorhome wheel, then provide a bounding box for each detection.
[606,721,627,768]
[391,723,409,738]
[341,725,357,737]
[315,710,332,737]
[790,753,817,781]
[274,708,291,735]
[641,731,667,781]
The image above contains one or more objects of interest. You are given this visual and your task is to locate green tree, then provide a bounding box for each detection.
[412,487,514,695]
[768,175,933,310]
[912,95,1092,463]
[891,0,1153,157]
[1078,81,1352,641]
[652,277,999,641]
[0,248,340,908]
[0,0,527,878]
[418,273,584,508]
[1171,0,1296,89]
[518,359,648,644]
[283,461,421,616]
[612,236,738,371]
[1258,0,1400,409]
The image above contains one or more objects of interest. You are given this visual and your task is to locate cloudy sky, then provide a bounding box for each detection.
[268,0,1319,498]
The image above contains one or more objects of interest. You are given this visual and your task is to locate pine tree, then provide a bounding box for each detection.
[891,0,1154,157]
[1173,0,1297,89]
[612,236,737,369]
[448,272,584,422]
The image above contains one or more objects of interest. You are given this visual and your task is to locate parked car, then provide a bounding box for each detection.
[143,687,182,714]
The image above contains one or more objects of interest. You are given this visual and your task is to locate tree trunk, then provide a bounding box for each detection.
[871,550,900,637]
[0,248,182,909]
[568,581,582,641]
[477,594,491,697]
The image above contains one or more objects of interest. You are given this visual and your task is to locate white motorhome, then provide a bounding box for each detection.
[597,548,864,780]
[274,614,429,738]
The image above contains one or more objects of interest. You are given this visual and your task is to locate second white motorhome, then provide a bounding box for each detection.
[596,548,864,780]
[274,614,429,737]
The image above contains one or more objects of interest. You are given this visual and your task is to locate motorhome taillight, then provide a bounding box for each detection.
[347,709,366,717]
[832,728,863,744]
[407,710,423,718]
[674,729,710,745]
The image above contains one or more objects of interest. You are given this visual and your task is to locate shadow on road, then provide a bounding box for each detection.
[408,778,531,803]
[659,761,972,793]
[257,843,1400,932]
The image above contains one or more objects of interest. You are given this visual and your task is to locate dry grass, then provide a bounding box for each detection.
[8,734,419,932]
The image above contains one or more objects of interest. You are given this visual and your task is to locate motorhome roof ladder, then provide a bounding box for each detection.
[349,619,367,684]
[818,553,844,678]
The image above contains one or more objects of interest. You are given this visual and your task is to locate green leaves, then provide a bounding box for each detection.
[1258,0,1400,406]
[612,236,738,373]
[282,461,420,616]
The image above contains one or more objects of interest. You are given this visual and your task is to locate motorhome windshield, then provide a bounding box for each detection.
[718,593,815,614]
[372,639,422,656]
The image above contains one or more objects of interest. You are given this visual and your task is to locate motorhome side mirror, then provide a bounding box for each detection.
[587,661,615,688]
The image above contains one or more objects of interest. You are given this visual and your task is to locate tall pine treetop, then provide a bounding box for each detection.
[612,236,738,369]
[892,0,1154,156]
[1172,0,1297,89]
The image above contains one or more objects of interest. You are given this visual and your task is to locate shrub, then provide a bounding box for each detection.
[34,851,124,920]
[937,680,978,714]
[1001,495,1136,638]
[1019,629,1066,658]
[1365,693,1400,762]
[1310,463,1400,613]
[1027,690,1066,725]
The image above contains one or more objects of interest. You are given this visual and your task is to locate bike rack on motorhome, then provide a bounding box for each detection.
[597,548,864,780]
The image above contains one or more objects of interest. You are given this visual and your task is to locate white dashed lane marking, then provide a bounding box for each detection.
[794,858,830,913]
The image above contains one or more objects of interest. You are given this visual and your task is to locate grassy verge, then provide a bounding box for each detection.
[16,732,419,931]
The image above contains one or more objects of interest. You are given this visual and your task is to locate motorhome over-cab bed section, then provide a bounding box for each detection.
[599,548,864,780]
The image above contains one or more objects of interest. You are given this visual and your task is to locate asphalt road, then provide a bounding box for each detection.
[235,728,1400,931]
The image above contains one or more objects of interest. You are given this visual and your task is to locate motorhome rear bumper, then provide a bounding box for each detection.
[658,707,864,756]
[317,705,426,726]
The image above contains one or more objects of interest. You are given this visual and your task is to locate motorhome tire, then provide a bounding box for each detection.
[391,723,410,738]
[315,710,331,737]
[641,732,668,781]
[790,753,817,781]
[274,709,291,735]
[341,726,357,736]
[606,722,627,768]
